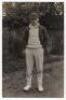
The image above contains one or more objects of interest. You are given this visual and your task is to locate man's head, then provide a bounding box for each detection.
[29,12,39,25]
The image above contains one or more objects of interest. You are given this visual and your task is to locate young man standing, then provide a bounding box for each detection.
[23,12,49,92]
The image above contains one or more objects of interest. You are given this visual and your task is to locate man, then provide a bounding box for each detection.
[23,12,49,92]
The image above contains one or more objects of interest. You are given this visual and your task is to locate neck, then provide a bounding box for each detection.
[30,23,39,27]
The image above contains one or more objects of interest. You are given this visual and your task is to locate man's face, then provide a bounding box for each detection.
[29,13,39,26]
[30,18,38,26]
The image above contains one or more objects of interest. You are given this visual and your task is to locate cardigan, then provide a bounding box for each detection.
[22,25,49,49]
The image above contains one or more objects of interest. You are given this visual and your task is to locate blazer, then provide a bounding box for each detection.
[22,25,49,49]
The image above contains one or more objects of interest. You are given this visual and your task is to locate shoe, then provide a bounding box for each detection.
[23,85,31,91]
[38,86,44,92]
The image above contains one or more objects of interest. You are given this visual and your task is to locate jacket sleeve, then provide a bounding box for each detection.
[41,26,49,47]
[22,27,28,49]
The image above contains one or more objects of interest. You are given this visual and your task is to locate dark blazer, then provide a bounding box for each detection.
[22,25,49,49]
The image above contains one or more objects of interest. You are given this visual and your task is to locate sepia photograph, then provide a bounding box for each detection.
[2,2,64,97]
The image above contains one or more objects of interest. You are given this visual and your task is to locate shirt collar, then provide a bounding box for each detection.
[29,23,39,29]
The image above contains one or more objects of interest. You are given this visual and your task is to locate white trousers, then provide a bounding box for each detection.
[25,47,44,87]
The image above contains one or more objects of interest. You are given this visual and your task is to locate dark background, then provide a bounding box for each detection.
[2,2,64,97]
[3,2,64,72]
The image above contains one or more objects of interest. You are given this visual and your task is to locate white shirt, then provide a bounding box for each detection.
[27,24,42,48]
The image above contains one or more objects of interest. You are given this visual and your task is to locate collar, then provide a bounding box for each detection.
[29,23,39,29]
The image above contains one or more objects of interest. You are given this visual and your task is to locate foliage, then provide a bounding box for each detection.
[2,2,64,56]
